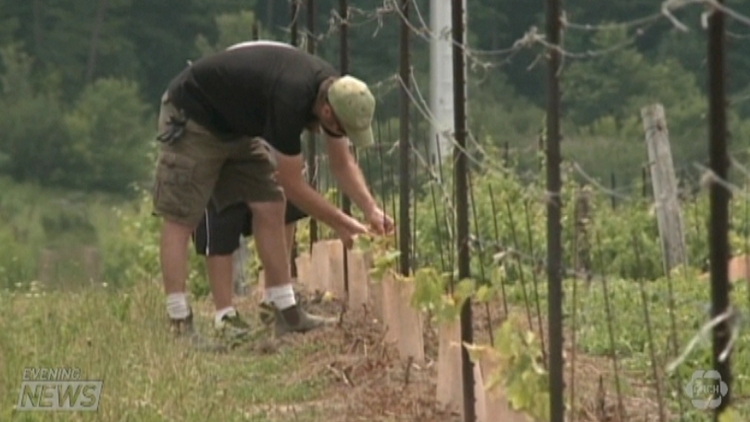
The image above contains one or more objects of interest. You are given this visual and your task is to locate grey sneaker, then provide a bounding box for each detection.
[169,311,227,353]
[259,302,337,337]
[214,312,255,347]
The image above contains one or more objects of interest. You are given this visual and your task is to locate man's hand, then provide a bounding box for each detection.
[365,207,394,236]
[335,214,370,249]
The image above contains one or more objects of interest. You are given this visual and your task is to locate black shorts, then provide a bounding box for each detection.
[192,202,308,256]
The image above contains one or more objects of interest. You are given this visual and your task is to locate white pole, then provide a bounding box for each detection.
[429,0,468,171]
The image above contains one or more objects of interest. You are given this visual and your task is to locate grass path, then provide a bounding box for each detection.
[0,281,451,422]
[5,269,747,421]
[0,282,341,422]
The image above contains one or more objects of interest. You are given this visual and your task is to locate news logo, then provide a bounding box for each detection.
[16,368,103,411]
[684,369,728,410]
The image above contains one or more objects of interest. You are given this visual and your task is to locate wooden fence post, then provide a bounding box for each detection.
[641,104,687,272]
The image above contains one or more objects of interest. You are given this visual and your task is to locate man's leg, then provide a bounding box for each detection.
[199,201,325,336]
[161,219,230,351]
[253,219,296,306]
[226,139,334,335]
[198,203,305,327]
[283,201,307,280]
[193,202,253,342]
[153,105,203,330]
[206,251,253,345]
[251,201,311,330]
[152,92,228,350]
[261,202,307,311]
[161,220,194,323]
[194,203,249,314]
[254,205,336,333]
[249,201,292,289]
[204,220,295,311]
[154,93,194,325]
[207,254,233,311]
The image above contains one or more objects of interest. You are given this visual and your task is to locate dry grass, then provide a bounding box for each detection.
[230,284,459,422]
[2,276,730,422]
[0,281,455,422]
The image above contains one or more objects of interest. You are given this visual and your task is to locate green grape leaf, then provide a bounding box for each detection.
[718,408,743,422]
[475,285,495,303]
[453,278,476,303]
[354,234,373,251]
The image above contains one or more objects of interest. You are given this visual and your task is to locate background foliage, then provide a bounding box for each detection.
[1,1,750,418]
[0,0,748,193]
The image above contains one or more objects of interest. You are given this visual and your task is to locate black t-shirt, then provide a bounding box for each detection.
[166,41,338,155]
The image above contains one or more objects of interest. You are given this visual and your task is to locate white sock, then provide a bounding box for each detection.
[215,307,237,326]
[264,284,297,310]
[166,293,190,320]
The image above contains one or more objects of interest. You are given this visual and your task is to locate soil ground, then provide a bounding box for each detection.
[223,283,667,422]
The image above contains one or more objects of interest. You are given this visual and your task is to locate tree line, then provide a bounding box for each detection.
[0,0,748,194]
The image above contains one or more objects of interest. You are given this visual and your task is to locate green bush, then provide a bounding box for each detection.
[0,45,155,195]
[97,186,210,297]
[63,77,154,193]
[0,177,114,290]
[0,93,72,185]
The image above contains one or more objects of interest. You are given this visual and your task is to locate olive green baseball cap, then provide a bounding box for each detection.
[327,76,376,147]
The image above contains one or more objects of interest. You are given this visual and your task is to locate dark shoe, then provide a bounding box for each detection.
[259,302,337,337]
[214,312,255,347]
[169,310,227,353]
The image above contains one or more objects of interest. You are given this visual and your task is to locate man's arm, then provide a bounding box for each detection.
[275,152,350,228]
[325,137,378,216]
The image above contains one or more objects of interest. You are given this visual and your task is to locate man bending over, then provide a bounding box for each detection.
[153,40,389,347]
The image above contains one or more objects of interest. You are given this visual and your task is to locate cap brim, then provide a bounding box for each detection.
[347,126,374,148]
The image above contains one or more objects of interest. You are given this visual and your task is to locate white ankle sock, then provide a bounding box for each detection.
[166,293,190,320]
[264,284,296,310]
[215,307,237,326]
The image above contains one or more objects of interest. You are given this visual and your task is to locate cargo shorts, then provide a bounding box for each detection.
[152,92,284,228]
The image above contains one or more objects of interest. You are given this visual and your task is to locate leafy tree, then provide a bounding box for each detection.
[559,29,715,182]
[0,43,152,193]
[562,28,705,132]
[4,0,140,102]
[0,45,71,185]
[0,44,33,100]
[125,0,259,103]
[0,14,19,48]
[0,0,748,190]
[195,10,265,57]
[63,78,153,193]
